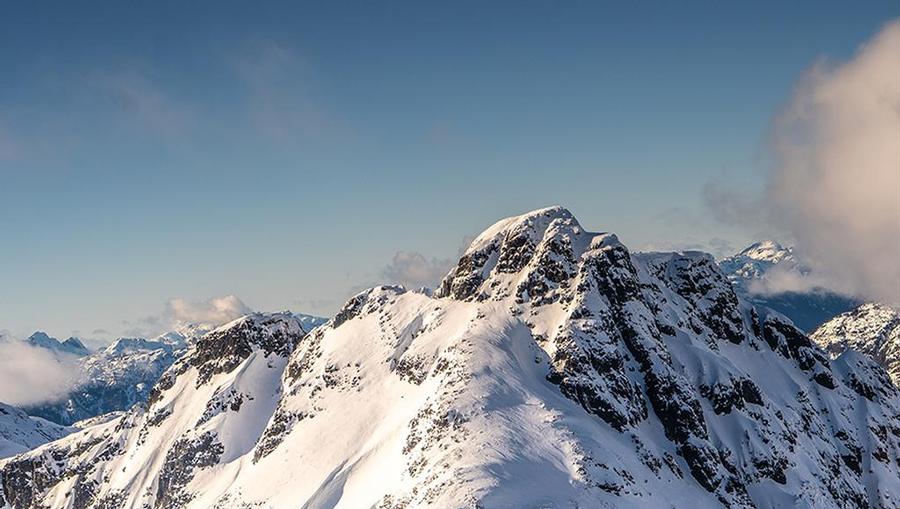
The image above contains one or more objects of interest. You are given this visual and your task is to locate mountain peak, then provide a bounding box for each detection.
[462,205,580,255]
[437,206,600,302]
[736,240,793,263]
[26,331,90,356]
[812,302,900,384]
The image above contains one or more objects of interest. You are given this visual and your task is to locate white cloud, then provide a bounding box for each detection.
[0,339,78,407]
[166,295,252,325]
[766,20,900,304]
[123,295,253,338]
[381,251,454,290]
[706,21,900,304]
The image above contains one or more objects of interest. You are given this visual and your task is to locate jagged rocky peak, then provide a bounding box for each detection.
[813,302,900,385]
[436,205,612,302]
[178,312,306,385]
[26,331,90,356]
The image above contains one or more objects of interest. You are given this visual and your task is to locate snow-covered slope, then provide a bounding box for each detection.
[0,403,71,459]
[1,207,899,508]
[812,303,900,386]
[719,241,858,331]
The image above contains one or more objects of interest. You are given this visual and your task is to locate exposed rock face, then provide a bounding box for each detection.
[813,302,900,385]
[1,207,898,509]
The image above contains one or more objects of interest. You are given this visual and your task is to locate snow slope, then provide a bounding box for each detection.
[0,403,71,459]
[812,302,900,386]
[1,207,898,508]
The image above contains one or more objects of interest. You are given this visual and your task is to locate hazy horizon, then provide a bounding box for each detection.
[2,1,897,341]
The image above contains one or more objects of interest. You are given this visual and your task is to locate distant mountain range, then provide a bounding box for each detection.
[16,315,327,426]
[0,207,896,508]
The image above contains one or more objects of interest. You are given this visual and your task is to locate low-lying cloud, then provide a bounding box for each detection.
[0,339,78,407]
[709,20,900,304]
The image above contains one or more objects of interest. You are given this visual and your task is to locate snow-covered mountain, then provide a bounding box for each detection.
[294,312,328,332]
[0,403,71,459]
[719,241,859,332]
[23,335,185,425]
[812,303,900,386]
[21,315,325,426]
[24,332,90,357]
[1,207,898,508]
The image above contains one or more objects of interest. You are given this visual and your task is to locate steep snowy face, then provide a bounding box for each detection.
[718,241,858,331]
[0,312,305,509]
[0,403,71,459]
[812,303,900,385]
[1,207,899,509]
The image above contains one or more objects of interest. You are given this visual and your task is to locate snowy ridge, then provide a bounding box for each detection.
[812,302,900,385]
[0,207,898,508]
[0,403,71,459]
[24,332,90,357]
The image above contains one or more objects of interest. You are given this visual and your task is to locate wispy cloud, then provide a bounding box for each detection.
[381,251,454,290]
[232,40,342,144]
[94,69,193,137]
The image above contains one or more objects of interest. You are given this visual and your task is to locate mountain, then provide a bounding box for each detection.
[718,241,859,332]
[22,334,188,426]
[812,303,900,386]
[294,312,328,331]
[21,315,323,426]
[25,332,90,357]
[1,207,898,508]
[0,402,71,459]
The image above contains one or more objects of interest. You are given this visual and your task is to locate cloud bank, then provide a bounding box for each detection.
[708,21,900,304]
[123,295,253,338]
[0,337,78,407]
[768,21,900,304]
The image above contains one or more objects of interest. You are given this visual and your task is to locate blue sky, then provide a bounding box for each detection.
[1,1,896,340]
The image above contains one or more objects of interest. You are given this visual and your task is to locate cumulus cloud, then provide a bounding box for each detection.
[381,251,454,290]
[123,295,253,338]
[166,295,252,325]
[0,340,78,407]
[708,21,900,304]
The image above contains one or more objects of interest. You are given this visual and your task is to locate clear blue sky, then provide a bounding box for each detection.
[1,1,896,340]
